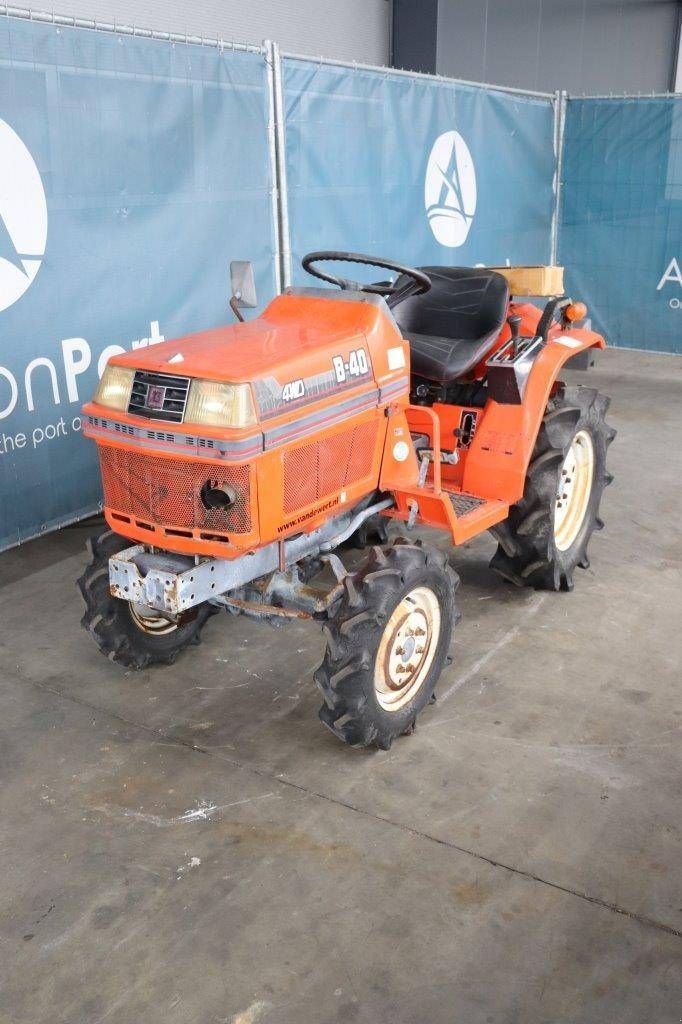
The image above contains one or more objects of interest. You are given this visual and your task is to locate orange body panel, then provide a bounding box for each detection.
[84,292,408,558]
[83,286,605,559]
[382,325,605,535]
[462,329,605,503]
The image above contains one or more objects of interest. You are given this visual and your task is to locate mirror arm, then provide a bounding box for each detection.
[230,292,245,323]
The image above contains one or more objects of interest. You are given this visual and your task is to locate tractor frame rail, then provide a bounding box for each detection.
[108,498,392,618]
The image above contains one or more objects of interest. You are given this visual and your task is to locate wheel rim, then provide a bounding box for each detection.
[553,429,595,551]
[374,586,441,711]
[129,602,178,636]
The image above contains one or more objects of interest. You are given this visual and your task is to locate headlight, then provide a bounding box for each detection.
[185,379,256,428]
[94,365,135,411]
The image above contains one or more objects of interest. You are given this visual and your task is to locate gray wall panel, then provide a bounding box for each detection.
[28,0,392,64]
[433,0,680,94]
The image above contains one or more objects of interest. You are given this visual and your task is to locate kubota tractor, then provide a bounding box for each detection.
[78,253,615,749]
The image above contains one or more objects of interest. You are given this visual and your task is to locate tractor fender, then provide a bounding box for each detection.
[462,329,606,504]
[523,328,606,437]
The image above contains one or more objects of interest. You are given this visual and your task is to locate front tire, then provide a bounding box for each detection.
[77,527,215,669]
[490,385,615,591]
[315,540,460,749]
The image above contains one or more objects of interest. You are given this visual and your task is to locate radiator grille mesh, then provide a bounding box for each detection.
[283,420,378,515]
[99,447,251,535]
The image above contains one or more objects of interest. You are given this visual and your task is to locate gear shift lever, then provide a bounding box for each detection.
[508,313,522,357]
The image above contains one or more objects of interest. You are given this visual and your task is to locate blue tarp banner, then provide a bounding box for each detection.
[282,59,556,285]
[0,19,277,550]
[11,24,678,552]
[560,97,682,354]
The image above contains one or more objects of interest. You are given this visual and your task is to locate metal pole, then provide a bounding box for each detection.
[271,41,292,289]
[550,89,561,265]
[572,91,678,101]
[550,89,567,266]
[0,3,260,51]
[280,48,555,101]
[673,1,682,93]
[264,40,282,296]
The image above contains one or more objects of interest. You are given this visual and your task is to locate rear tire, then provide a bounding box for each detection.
[315,540,460,749]
[490,385,615,591]
[77,527,215,669]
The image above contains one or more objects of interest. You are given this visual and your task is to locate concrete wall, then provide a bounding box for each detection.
[394,0,680,94]
[34,0,392,64]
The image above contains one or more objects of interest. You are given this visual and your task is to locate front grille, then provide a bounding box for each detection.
[283,419,378,515]
[99,447,251,535]
[128,370,190,423]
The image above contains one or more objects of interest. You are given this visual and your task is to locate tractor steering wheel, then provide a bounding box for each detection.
[302,251,432,306]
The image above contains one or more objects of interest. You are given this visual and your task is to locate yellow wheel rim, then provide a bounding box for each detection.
[374,586,441,711]
[553,429,595,551]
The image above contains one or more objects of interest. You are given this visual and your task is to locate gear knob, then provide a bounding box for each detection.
[508,313,521,338]
[508,313,522,355]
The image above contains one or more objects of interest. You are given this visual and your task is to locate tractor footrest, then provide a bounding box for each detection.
[442,489,510,543]
[447,492,485,517]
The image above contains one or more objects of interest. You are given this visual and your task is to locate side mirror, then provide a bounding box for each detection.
[229,261,257,322]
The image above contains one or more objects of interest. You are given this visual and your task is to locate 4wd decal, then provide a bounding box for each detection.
[254,350,374,419]
[281,379,305,403]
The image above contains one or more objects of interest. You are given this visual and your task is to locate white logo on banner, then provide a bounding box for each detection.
[656,257,682,309]
[657,258,682,289]
[0,119,48,313]
[425,131,477,248]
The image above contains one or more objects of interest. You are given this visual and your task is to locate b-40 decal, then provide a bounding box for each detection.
[332,348,369,384]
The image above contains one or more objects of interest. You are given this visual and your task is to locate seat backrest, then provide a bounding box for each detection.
[392,267,509,342]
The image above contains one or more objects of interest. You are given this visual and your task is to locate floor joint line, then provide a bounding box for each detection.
[29,675,682,942]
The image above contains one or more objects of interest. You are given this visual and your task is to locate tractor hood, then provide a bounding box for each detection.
[101,290,409,426]
[83,292,409,444]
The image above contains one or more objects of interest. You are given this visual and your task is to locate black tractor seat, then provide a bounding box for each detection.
[391,266,509,382]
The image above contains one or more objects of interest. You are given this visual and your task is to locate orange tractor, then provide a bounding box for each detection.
[79,253,615,749]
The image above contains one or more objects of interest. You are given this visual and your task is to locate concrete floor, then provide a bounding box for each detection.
[1,348,681,1024]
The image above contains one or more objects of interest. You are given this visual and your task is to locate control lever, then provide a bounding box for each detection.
[417,448,459,488]
[409,446,460,529]
[508,313,522,357]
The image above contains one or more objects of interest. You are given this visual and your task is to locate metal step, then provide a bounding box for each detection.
[447,492,486,518]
